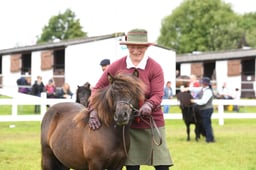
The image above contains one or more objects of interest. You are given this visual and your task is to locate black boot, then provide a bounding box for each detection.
[126,165,140,170]
[155,165,170,170]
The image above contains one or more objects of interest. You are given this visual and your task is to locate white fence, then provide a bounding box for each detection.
[162,99,256,125]
[0,92,256,125]
[0,92,74,122]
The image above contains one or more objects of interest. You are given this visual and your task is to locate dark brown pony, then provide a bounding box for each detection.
[177,91,205,141]
[75,82,91,107]
[41,71,145,170]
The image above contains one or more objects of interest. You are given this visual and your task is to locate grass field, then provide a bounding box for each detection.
[0,119,255,170]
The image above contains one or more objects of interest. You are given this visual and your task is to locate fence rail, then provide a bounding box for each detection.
[162,99,256,125]
[0,93,256,125]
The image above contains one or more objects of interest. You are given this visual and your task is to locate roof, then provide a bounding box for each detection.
[0,32,125,56]
[176,48,256,63]
[0,32,174,56]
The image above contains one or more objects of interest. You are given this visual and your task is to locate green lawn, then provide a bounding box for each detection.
[0,95,38,115]
[0,119,255,170]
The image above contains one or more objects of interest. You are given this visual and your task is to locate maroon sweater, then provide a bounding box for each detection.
[93,56,165,128]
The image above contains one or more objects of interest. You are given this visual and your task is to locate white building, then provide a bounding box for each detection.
[176,48,256,98]
[0,33,176,96]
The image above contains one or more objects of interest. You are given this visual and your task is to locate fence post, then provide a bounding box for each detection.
[40,92,47,116]
[218,103,224,125]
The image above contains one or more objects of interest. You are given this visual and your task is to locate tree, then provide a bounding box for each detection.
[37,9,87,43]
[157,0,242,54]
[238,12,256,48]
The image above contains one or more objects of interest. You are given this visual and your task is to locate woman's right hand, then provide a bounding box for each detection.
[88,110,101,130]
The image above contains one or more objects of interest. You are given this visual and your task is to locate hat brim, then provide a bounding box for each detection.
[120,41,154,46]
[200,80,211,85]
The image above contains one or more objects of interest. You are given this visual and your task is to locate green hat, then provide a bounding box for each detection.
[120,28,154,46]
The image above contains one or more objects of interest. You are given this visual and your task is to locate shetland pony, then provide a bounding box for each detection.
[41,71,145,170]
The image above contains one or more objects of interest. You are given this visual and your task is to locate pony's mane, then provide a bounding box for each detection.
[90,73,146,126]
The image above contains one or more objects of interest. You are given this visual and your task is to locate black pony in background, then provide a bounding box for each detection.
[75,82,91,107]
[177,90,205,141]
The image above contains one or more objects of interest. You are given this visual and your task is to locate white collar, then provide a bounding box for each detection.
[126,55,149,70]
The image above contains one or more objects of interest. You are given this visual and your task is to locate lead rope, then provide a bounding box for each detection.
[122,125,129,157]
[119,101,163,164]
[139,115,162,146]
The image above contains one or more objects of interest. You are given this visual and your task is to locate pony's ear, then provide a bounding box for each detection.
[132,69,139,77]
[107,72,115,84]
[84,82,90,88]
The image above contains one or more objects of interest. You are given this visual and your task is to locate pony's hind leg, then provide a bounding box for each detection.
[186,123,190,141]
[41,145,69,170]
[195,124,200,141]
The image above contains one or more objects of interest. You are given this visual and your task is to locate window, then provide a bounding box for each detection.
[242,59,254,75]
[21,53,31,74]
[54,49,65,70]
[0,55,2,74]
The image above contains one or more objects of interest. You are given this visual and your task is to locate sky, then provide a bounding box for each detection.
[0,0,255,50]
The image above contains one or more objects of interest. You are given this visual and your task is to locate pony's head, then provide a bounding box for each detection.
[76,82,91,107]
[91,70,145,126]
[176,75,190,88]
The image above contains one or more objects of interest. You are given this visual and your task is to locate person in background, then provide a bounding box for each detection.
[16,76,31,94]
[232,88,240,112]
[88,28,173,170]
[163,81,173,113]
[55,83,73,99]
[219,82,233,99]
[190,77,215,143]
[212,83,221,99]
[176,70,180,78]
[100,59,110,72]
[189,74,200,98]
[31,76,45,113]
[45,79,56,98]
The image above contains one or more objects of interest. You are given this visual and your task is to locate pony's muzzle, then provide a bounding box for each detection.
[114,111,130,125]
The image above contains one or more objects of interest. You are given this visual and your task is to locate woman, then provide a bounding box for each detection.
[88,28,173,170]
[45,79,56,98]
[190,77,215,143]
[163,81,173,113]
[31,76,45,113]
[55,83,73,99]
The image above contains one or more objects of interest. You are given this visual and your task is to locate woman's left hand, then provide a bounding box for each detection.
[139,102,153,116]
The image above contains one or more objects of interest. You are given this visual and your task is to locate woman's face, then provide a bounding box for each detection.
[127,45,148,63]
[63,84,69,90]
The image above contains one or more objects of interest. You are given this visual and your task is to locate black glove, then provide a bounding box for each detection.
[139,102,153,116]
[88,109,101,130]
